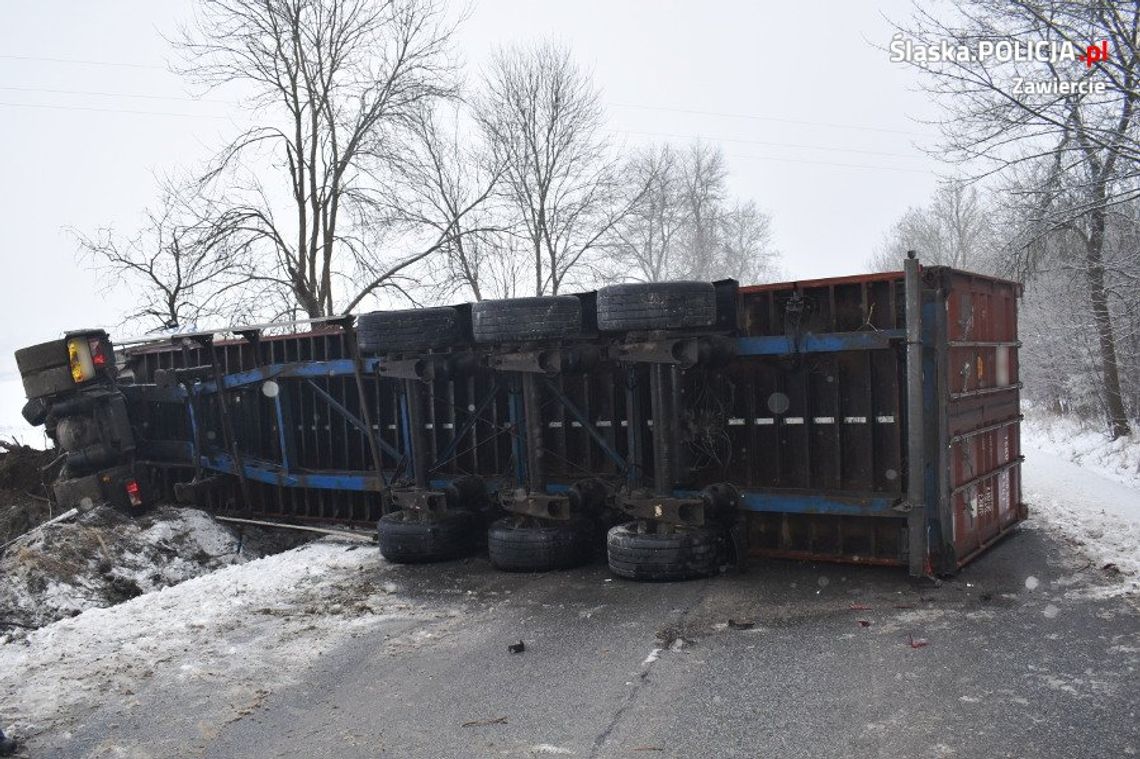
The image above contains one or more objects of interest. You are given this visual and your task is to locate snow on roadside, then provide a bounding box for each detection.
[1022,439,1140,597]
[0,506,275,628]
[1022,411,1140,490]
[0,539,443,740]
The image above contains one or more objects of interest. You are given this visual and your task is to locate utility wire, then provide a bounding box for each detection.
[607,101,930,138]
[0,101,232,120]
[0,84,232,105]
[0,54,168,70]
[608,127,921,160]
[724,151,932,174]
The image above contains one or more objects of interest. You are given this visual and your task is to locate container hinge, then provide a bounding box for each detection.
[892,499,913,514]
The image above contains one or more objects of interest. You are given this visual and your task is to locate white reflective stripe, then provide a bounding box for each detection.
[876,415,895,424]
[754,417,775,425]
[647,420,654,427]
[596,420,612,428]
[843,416,867,424]
[813,416,835,424]
[728,418,746,426]
[571,421,582,428]
[425,423,434,429]
[442,423,454,430]
[784,417,805,425]
[620,420,629,427]
[549,421,563,428]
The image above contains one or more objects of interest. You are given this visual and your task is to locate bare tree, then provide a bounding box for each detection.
[677,143,728,278]
[73,186,258,332]
[870,181,995,272]
[178,0,468,317]
[606,145,684,282]
[718,199,780,284]
[476,41,632,295]
[389,105,508,303]
[894,0,1140,437]
[607,142,780,284]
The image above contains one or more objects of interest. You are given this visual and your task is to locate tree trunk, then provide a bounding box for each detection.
[1085,206,1132,439]
[534,238,543,296]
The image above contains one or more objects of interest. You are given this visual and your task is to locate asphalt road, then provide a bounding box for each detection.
[38,523,1139,759]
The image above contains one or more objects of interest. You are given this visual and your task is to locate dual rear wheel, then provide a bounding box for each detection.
[377,511,725,581]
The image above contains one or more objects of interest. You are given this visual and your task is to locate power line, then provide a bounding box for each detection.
[609,128,922,160]
[607,101,930,138]
[0,54,168,70]
[725,151,932,175]
[0,101,232,120]
[0,85,233,105]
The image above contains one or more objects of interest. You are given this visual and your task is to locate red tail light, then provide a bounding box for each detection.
[125,479,143,507]
[88,337,107,367]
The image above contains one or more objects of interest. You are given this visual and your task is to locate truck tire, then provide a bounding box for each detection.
[22,365,77,400]
[357,307,461,354]
[597,281,716,331]
[376,509,479,563]
[607,522,724,581]
[21,397,49,426]
[471,297,581,344]
[15,339,68,374]
[487,517,593,572]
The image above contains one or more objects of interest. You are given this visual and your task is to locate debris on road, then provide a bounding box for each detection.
[508,640,526,654]
[215,515,373,542]
[908,634,929,649]
[726,618,755,630]
[856,619,872,627]
[656,626,693,651]
[461,716,507,728]
[849,602,872,611]
[0,726,16,757]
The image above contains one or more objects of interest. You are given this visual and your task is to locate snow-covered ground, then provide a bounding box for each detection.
[0,539,446,742]
[1022,412,1140,489]
[1022,413,1140,596]
[0,506,285,628]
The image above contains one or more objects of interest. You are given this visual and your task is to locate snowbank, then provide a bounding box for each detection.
[0,539,428,741]
[1020,411,1140,596]
[0,506,278,628]
[1022,411,1140,490]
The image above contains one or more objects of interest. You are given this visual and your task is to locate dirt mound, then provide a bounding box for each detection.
[0,440,55,494]
[0,504,306,632]
[0,441,57,545]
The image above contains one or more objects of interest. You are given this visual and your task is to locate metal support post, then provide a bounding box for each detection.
[904,253,927,577]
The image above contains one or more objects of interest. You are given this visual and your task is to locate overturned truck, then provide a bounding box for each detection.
[14,259,1025,578]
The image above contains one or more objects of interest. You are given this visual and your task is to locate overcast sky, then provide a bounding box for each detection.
[0,0,941,438]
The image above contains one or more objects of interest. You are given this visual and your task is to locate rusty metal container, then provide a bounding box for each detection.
[730,265,1024,574]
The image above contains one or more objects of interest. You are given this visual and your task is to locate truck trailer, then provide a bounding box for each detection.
[13,258,1025,578]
